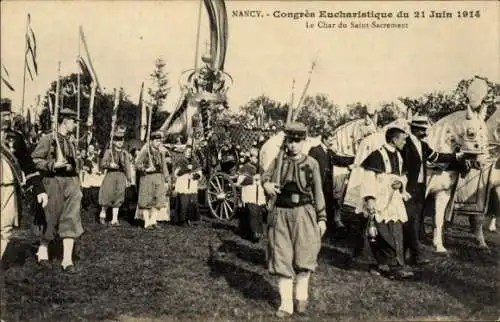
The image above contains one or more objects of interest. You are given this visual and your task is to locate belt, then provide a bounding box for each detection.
[106,169,124,173]
[275,193,312,208]
[46,172,79,178]
[0,182,15,187]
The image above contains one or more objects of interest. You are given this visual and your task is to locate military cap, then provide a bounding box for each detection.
[0,98,12,112]
[284,122,307,140]
[59,108,80,121]
[151,131,164,140]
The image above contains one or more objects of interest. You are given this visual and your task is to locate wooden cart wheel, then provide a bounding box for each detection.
[207,172,237,220]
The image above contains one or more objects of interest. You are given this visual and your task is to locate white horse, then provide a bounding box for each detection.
[424,105,499,252]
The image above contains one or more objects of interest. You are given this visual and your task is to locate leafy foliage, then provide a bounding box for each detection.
[147,58,170,128]
[399,76,500,122]
[20,75,500,148]
[39,73,142,149]
[235,76,499,135]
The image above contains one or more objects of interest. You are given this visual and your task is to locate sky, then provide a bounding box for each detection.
[1,0,499,116]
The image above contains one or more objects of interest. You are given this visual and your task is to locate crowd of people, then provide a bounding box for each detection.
[0,92,482,318]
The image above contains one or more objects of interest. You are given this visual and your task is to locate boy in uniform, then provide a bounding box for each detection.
[98,127,133,225]
[262,122,327,317]
[31,108,83,273]
[135,131,171,229]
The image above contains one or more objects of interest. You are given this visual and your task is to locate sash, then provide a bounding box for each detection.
[378,146,403,175]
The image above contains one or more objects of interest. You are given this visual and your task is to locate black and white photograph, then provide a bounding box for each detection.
[0,0,499,321]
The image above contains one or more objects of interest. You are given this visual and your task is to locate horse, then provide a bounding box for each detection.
[330,110,497,253]
[424,105,500,252]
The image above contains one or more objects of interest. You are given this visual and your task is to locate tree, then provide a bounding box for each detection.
[377,102,402,126]
[295,94,340,135]
[237,95,288,129]
[147,58,170,129]
[398,76,500,122]
[239,94,287,122]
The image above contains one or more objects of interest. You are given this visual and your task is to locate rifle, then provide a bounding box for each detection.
[108,88,119,168]
[266,59,317,212]
[145,104,156,172]
[53,61,67,165]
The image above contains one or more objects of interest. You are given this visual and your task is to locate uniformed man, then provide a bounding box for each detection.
[1,98,48,261]
[135,131,171,229]
[263,122,327,318]
[31,108,83,273]
[98,127,133,226]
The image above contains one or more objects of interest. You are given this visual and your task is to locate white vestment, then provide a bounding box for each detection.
[357,145,411,223]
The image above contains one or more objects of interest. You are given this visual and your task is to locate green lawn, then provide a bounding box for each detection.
[1,194,498,322]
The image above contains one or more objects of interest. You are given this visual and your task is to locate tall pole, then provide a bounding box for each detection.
[77,28,81,148]
[55,61,61,112]
[21,14,29,116]
[286,79,296,124]
[293,58,317,122]
[193,0,203,70]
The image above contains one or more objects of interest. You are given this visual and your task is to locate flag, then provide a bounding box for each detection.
[25,14,37,81]
[1,64,15,91]
[78,26,101,90]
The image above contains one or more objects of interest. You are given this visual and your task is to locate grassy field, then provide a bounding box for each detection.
[1,190,499,322]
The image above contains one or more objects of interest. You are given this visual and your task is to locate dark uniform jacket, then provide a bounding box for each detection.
[135,144,170,182]
[2,129,45,195]
[31,132,79,177]
[308,144,354,193]
[263,153,327,222]
[402,136,456,193]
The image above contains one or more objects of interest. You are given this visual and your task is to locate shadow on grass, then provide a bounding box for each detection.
[318,244,358,271]
[210,220,239,234]
[1,239,37,270]
[447,238,498,266]
[215,238,267,267]
[207,252,278,306]
[418,265,499,320]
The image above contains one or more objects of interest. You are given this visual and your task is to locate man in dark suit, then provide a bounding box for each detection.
[309,132,355,235]
[1,98,48,261]
[402,115,463,265]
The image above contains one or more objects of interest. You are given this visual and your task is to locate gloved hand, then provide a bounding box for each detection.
[318,221,327,237]
[37,193,48,208]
